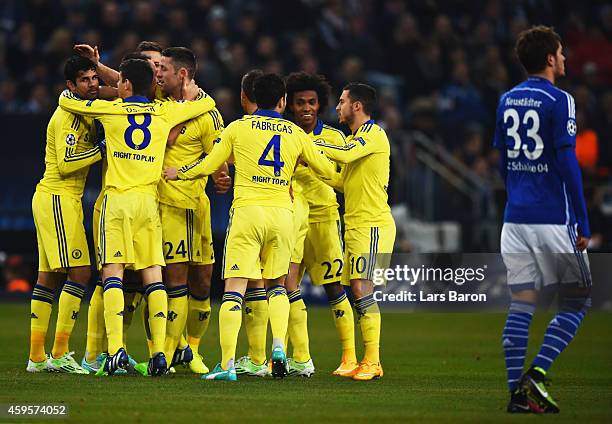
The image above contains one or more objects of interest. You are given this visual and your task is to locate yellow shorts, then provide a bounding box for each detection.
[222,206,293,280]
[343,223,396,285]
[32,191,90,272]
[301,219,345,286]
[98,191,164,270]
[290,194,309,263]
[159,196,214,266]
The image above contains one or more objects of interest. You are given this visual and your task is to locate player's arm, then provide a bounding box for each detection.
[553,94,591,242]
[315,133,378,163]
[492,102,508,183]
[299,134,337,181]
[164,90,216,128]
[164,125,233,181]
[58,90,120,117]
[55,113,102,175]
[73,44,120,87]
[199,109,232,193]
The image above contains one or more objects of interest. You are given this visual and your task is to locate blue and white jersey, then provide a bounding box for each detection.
[494,76,578,225]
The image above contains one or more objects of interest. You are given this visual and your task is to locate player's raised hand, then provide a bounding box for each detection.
[73,44,100,64]
[182,78,200,101]
[163,167,178,181]
[213,171,232,194]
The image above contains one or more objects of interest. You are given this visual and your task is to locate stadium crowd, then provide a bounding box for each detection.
[1,0,611,249]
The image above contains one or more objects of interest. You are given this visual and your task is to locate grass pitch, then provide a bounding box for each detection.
[0,302,610,423]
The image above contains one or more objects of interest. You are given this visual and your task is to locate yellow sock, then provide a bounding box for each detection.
[122,290,138,348]
[51,281,86,358]
[30,284,54,362]
[244,288,268,364]
[219,292,243,369]
[186,295,211,353]
[164,285,188,359]
[355,294,381,363]
[329,291,357,363]
[288,290,310,362]
[103,277,125,355]
[145,282,167,355]
[85,282,105,362]
[267,286,289,350]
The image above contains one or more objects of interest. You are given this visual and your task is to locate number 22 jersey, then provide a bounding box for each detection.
[494,76,578,226]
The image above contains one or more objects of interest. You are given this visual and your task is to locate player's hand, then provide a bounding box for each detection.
[575,235,589,251]
[167,124,182,146]
[74,44,100,64]
[182,79,200,101]
[213,171,232,194]
[163,167,178,181]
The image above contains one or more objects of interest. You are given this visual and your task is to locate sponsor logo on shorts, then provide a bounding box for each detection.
[231,264,240,271]
[72,249,82,259]
[114,251,123,258]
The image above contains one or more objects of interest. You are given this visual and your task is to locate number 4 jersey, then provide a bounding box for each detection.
[177,109,337,211]
[494,76,579,226]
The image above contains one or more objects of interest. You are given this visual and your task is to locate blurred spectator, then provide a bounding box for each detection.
[575,110,599,174]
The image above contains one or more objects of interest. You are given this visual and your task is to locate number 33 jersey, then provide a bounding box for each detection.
[494,76,578,225]
[58,90,216,195]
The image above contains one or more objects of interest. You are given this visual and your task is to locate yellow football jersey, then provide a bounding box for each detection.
[297,120,345,223]
[316,120,393,229]
[158,108,224,209]
[177,110,337,210]
[36,106,102,198]
[58,90,215,195]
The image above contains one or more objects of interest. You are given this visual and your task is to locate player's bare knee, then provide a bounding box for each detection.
[350,279,373,299]
[165,263,189,287]
[247,279,265,289]
[189,265,212,298]
[264,275,286,290]
[36,272,62,289]
[323,281,344,300]
[67,266,91,285]
[510,288,537,304]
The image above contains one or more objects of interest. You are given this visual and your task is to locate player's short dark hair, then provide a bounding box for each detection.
[64,55,97,83]
[515,25,561,74]
[343,82,377,115]
[136,40,163,53]
[253,73,285,109]
[286,71,331,114]
[161,47,196,79]
[122,52,150,62]
[119,59,153,97]
[241,69,264,103]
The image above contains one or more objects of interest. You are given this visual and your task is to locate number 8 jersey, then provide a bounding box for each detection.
[494,76,578,225]
[58,90,216,195]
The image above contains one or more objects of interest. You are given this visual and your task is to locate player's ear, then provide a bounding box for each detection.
[66,80,77,93]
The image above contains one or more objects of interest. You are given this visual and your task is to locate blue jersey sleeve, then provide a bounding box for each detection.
[493,101,505,149]
[552,91,577,150]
